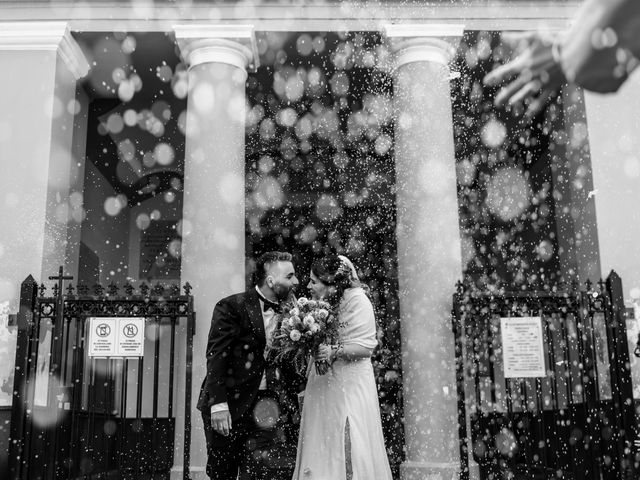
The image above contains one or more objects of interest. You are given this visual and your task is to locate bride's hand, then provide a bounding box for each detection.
[315,344,332,363]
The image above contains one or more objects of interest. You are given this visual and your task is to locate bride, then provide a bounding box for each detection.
[292,254,393,480]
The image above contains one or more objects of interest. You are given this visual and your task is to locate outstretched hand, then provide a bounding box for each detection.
[483,32,566,118]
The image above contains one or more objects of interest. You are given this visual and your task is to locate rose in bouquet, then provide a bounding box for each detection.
[270,297,341,375]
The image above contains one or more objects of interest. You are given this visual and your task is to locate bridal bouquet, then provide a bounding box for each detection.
[270,297,340,375]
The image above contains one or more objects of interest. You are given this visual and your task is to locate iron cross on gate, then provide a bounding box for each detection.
[49,265,74,326]
[49,265,74,296]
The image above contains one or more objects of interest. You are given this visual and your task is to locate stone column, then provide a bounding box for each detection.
[0,22,89,307]
[584,76,640,298]
[384,24,468,480]
[550,85,601,286]
[173,24,258,480]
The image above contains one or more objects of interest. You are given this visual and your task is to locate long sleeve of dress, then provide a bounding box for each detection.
[339,288,378,350]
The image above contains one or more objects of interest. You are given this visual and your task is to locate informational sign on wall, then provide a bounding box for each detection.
[88,317,145,357]
[500,316,546,378]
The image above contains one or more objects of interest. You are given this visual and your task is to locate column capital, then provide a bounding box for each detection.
[173,24,259,72]
[0,22,89,79]
[383,24,465,68]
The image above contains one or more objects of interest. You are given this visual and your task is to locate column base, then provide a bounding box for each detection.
[170,466,208,480]
[400,461,460,480]
[469,459,480,480]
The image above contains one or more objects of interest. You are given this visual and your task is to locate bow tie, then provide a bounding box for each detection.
[263,300,282,314]
[258,294,282,313]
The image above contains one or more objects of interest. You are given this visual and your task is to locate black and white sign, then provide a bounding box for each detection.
[88,317,145,357]
[500,316,546,378]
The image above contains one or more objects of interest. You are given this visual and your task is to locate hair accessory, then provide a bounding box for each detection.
[338,255,359,281]
[337,260,351,279]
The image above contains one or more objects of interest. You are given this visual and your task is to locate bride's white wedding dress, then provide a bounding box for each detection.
[292,287,393,480]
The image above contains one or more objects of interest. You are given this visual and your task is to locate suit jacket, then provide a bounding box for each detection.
[562,0,640,92]
[197,288,305,421]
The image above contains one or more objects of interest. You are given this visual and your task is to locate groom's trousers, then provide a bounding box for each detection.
[202,390,282,480]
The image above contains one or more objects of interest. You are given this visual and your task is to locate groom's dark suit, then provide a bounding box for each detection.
[197,288,303,479]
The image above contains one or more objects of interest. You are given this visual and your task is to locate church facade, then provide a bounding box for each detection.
[1,1,639,479]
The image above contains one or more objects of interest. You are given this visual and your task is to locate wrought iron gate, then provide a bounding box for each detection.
[9,268,195,480]
[453,271,638,480]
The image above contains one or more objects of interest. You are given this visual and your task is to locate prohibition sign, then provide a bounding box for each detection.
[122,323,138,338]
[96,323,111,337]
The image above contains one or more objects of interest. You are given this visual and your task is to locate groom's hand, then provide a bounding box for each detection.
[211,408,232,436]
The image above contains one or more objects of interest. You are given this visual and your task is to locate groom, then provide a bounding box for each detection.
[197,251,303,480]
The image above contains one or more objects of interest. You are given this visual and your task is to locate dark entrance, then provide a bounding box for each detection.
[245,31,405,473]
[9,268,195,480]
[453,271,639,480]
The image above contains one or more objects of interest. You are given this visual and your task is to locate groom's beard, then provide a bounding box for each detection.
[272,283,294,303]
